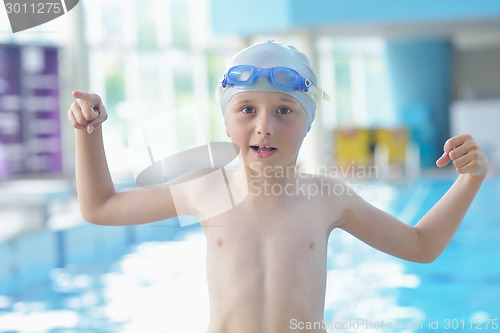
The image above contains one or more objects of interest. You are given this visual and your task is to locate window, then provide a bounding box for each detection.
[83,0,241,178]
[317,37,394,129]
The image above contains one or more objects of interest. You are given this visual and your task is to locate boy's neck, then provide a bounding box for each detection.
[232,163,302,203]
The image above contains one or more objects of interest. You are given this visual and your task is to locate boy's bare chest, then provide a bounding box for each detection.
[202,198,330,252]
[202,200,330,304]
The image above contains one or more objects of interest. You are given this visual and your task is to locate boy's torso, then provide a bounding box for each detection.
[183,169,344,333]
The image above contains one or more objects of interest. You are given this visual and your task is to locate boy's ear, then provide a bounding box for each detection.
[226,127,230,137]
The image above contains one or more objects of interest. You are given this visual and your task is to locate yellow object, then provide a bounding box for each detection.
[334,128,371,166]
[375,128,408,164]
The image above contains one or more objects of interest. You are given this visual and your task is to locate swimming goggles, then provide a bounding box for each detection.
[218,65,330,102]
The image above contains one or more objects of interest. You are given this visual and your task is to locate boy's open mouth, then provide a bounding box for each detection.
[251,145,277,153]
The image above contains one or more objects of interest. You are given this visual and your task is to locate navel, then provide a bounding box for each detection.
[309,241,315,250]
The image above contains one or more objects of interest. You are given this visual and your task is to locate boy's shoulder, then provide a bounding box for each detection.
[167,167,237,221]
[291,171,358,230]
[168,167,221,186]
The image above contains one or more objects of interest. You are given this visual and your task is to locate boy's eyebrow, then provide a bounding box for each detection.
[232,95,298,105]
[277,95,297,103]
[235,99,252,105]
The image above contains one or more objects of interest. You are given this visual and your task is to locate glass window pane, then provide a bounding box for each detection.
[104,54,126,117]
[334,53,353,126]
[137,54,161,108]
[171,0,191,49]
[207,52,227,141]
[100,1,126,46]
[137,0,158,50]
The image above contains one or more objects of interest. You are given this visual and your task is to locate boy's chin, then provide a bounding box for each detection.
[245,159,297,174]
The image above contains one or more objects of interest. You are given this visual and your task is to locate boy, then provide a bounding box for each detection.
[68,41,488,333]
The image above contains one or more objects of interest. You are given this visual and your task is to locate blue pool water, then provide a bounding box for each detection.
[324,175,500,332]
[0,174,499,332]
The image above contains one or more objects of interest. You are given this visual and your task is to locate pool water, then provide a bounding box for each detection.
[0,175,499,332]
[324,175,500,332]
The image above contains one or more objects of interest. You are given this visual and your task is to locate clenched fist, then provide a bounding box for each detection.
[68,91,108,134]
[436,134,488,178]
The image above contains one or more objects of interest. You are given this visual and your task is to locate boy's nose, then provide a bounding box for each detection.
[255,112,273,136]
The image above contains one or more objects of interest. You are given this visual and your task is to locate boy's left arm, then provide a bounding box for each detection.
[338,134,488,263]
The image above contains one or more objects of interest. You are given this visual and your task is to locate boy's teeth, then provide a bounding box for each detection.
[256,146,275,152]
[251,145,276,152]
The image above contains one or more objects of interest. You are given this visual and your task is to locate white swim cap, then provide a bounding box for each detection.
[218,41,323,132]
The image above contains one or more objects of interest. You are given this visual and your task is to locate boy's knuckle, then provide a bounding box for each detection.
[91,93,101,103]
[85,112,93,121]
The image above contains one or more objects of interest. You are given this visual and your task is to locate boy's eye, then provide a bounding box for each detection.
[276,107,292,115]
[241,106,255,114]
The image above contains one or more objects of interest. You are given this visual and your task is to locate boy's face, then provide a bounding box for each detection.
[224,91,308,171]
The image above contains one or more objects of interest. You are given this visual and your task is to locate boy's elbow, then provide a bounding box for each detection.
[413,254,437,264]
[412,243,440,264]
[81,210,105,225]
[80,205,110,226]
[78,194,118,225]
[404,250,437,264]
[411,228,440,264]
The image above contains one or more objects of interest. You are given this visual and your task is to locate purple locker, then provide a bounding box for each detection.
[0,45,24,175]
[0,44,61,177]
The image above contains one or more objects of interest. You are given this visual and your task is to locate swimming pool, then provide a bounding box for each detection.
[0,174,499,332]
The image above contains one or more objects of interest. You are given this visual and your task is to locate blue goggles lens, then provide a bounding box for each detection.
[220,65,312,92]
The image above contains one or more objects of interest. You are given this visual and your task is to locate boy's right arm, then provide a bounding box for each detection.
[69,91,179,226]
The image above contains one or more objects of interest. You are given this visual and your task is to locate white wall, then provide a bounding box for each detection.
[451,99,500,165]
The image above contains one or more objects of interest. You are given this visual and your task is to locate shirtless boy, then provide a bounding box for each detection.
[68,41,489,333]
